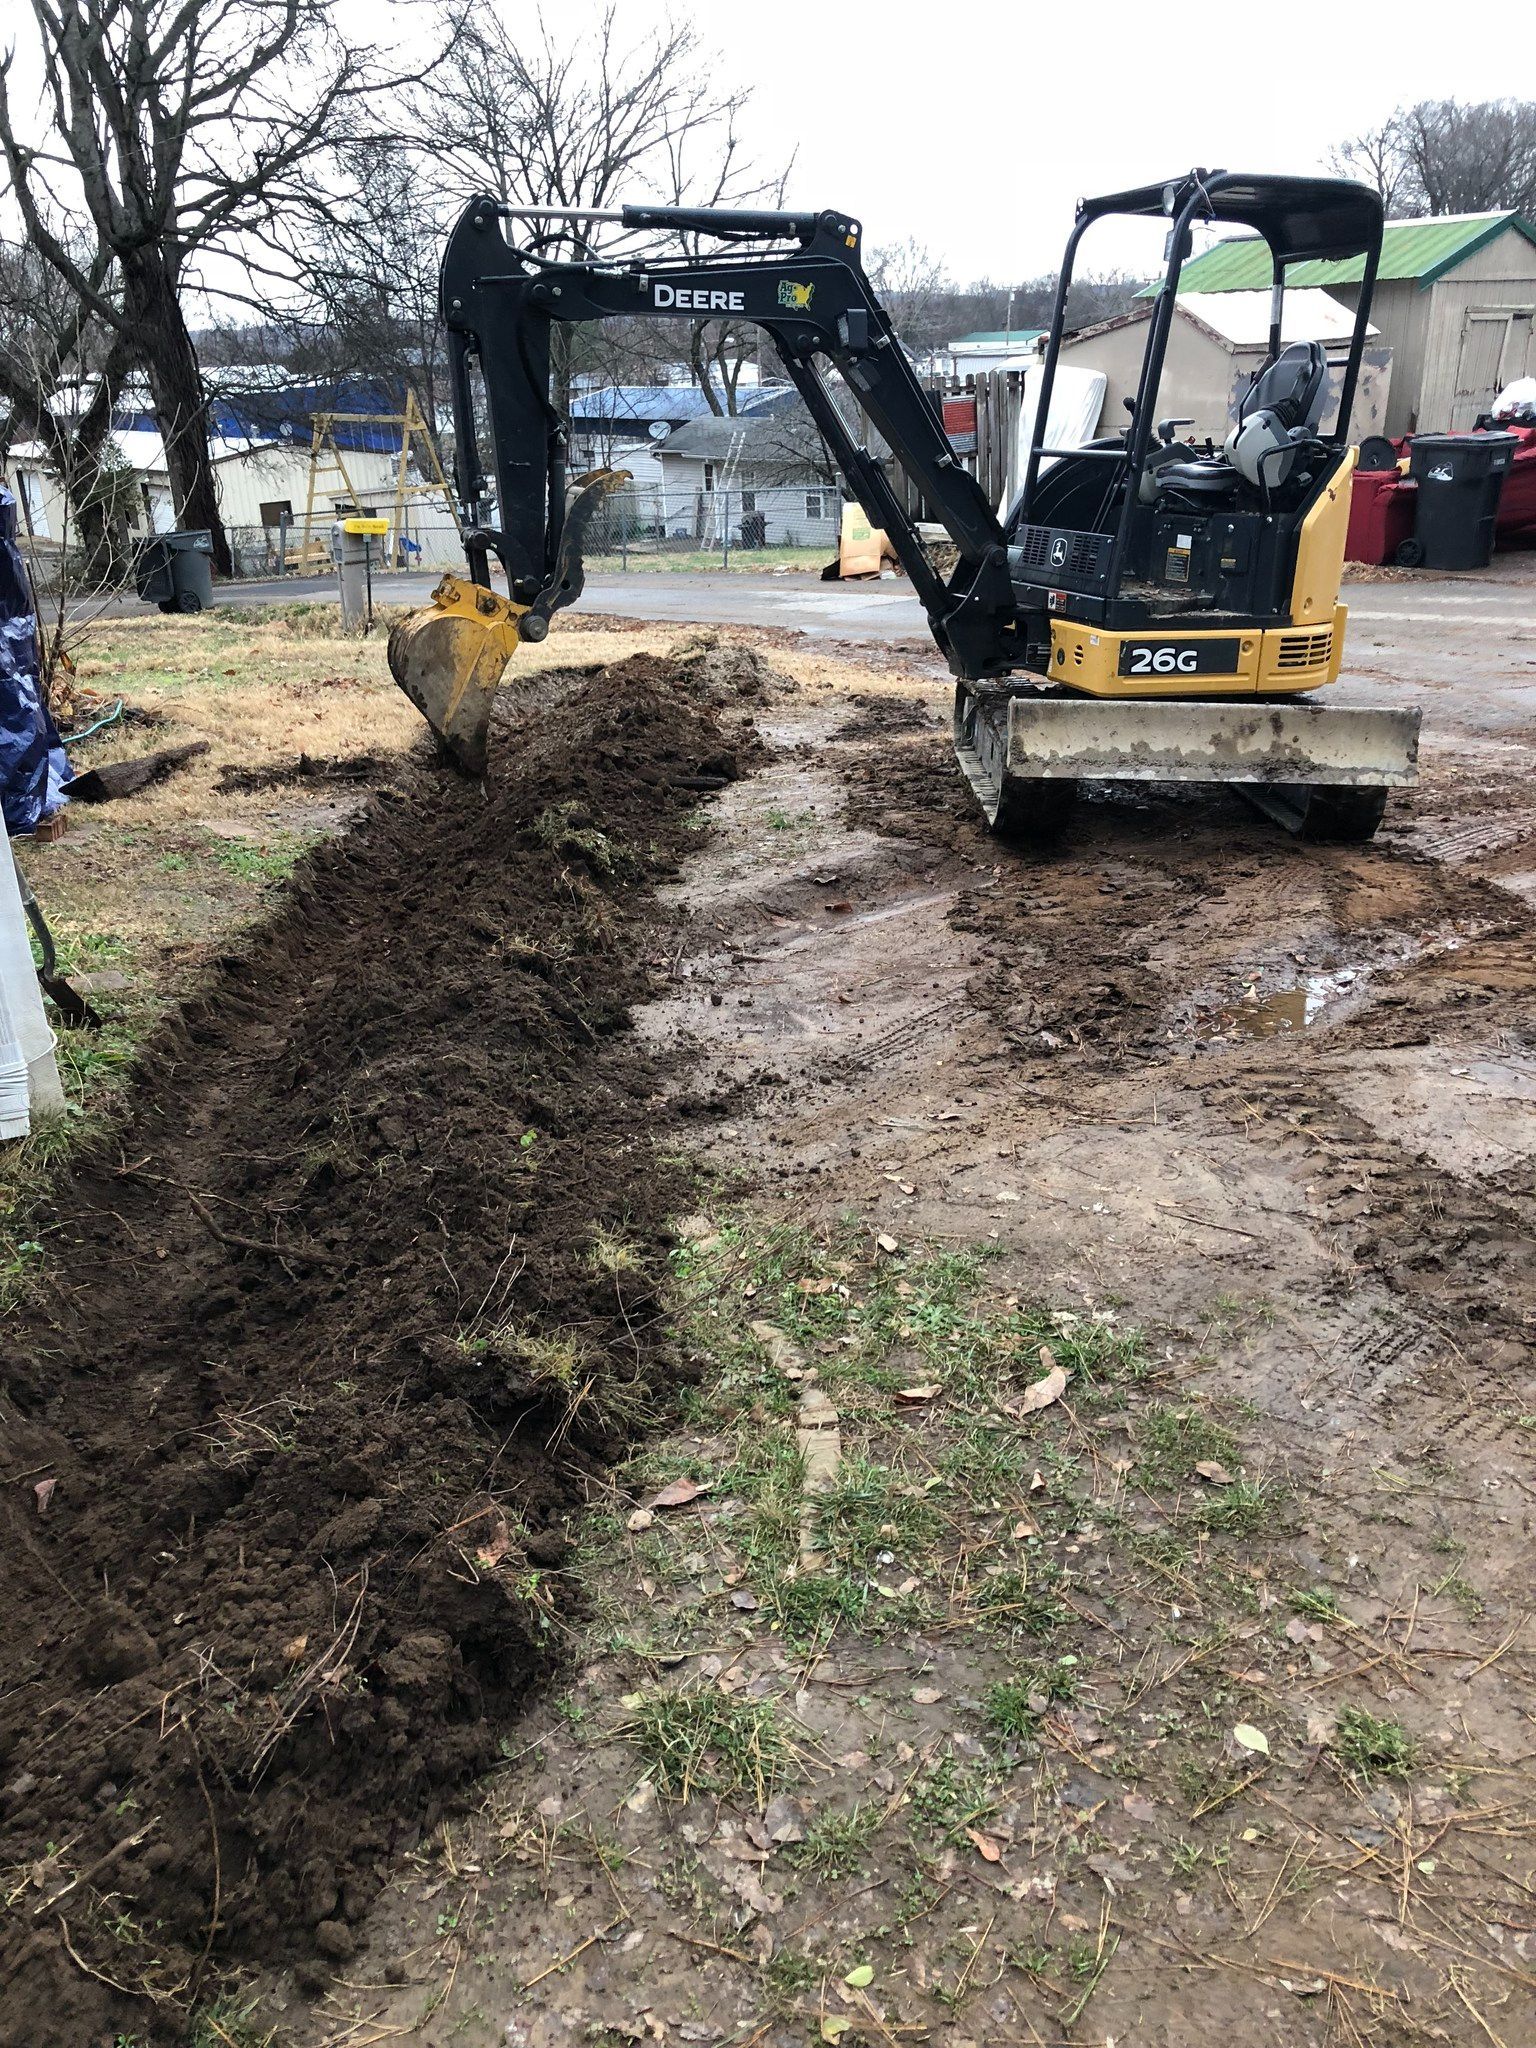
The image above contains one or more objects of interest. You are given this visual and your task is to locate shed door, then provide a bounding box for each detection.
[1452,307,1536,429]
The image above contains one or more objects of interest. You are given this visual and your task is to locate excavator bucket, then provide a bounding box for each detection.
[387,575,528,776]
[387,471,628,776]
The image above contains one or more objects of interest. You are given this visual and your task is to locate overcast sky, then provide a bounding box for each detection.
[626,0,1536,280]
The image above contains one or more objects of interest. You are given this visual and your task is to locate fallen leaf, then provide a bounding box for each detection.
[646,1477,713,1511]
[821,2020,852,2043]
[762,1794,810,1843]
[1233,1722,1271,1756]
[843,1963,874,1988]
[1122,1793,1158,1824]
[911,1687,944,1705]
[964,1827,1003,1863]
[1018,1365,1069,1414]
[1029,1469,1046,1492]
[895,1384,942,1404]
[33,1478,55,1514]
[1194,1460,1234,1485]
[797,1277,836,1296]
[731,1589,759,1612]
[875,1233,899,1255]
[281,1634,309,1663]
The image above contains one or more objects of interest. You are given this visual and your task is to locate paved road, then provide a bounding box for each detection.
[106,558,1536,726]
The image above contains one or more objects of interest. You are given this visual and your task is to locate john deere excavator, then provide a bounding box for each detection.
[388,169,1419,840]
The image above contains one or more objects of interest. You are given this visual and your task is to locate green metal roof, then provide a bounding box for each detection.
[950,328,1046,345]
[1156,213,1536,293]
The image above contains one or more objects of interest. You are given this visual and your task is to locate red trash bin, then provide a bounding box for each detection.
[1346,465,1416,566]
[1494,424,1536,542]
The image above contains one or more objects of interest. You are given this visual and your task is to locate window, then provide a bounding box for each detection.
[740,490,756,513]
[702,462,716,490]
[805,490,827,520]
[259,498,294,529]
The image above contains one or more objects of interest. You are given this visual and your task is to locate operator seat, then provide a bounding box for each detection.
[1151,341,1330,500]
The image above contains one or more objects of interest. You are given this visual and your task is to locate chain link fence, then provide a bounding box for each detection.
[577,482,840,572]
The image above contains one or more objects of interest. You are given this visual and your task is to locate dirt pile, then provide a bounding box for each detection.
[0,653,759,2042]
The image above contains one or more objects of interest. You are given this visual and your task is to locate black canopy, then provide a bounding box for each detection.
[1077,170,1383,265]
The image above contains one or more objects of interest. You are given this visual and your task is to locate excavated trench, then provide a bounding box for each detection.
[0,643,770,2045]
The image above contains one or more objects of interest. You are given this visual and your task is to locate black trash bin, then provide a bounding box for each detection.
[1401,433,1518,570]
[134,529,214,614]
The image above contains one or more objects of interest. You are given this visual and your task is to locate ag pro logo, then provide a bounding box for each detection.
[777,280,815,310]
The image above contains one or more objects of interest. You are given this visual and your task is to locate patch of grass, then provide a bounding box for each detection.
[627,1685,794,1803]
[814,1456,942,1572]
[985,1655,1082,1737]
[585,1224,644,1279]
[1199,1477,1279,1534]
[205,832,310,883]
[766,1569,869,1648]
[487,1323,651,1438]
[189,1995,275,2048]
[761,1944,825,2008]
[1288,1586,1343,1624]
[1333,1706,1416,1782]
[1137,1404,1238,1486]
[791,1801,883,1879]
[907,1752,993,1835]
[972,1564,1067,1639]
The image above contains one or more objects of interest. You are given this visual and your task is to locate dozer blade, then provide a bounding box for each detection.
[955,685,1421,840]
[387,574,527,777]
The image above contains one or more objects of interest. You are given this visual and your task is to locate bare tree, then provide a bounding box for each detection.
[1330,98,1536,217]
[0,235,137,591]
[868,240,956,359]
[0,0,396,572]
[421,6,788,413]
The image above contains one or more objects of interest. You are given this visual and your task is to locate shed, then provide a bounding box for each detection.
[1169,212,1536,435]
[1056,289,1388,446]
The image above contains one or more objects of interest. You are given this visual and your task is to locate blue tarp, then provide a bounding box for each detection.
[0,487,69,835]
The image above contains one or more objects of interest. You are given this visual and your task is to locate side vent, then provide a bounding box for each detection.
[1275,630,1333,671]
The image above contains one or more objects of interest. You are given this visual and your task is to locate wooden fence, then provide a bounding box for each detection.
[851,367,1028,522]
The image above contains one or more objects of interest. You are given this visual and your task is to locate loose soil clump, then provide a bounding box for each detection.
[0,652,758,2042]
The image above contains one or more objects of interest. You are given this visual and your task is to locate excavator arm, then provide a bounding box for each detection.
[390,196,1018,771]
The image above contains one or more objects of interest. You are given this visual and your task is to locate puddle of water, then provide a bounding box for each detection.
[1192,925,1489,1043]
[1216,988,1309,1038]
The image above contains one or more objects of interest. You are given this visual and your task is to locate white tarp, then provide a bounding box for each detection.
[0,842,63,1140]
[1004,365,1108,510]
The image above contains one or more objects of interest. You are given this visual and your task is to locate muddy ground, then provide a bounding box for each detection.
[0,642,769,2045]
[4,612,1534,2048]
[257,645,1532,2048]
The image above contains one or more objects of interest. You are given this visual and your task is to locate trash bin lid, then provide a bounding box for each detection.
[1409,432,1519,480]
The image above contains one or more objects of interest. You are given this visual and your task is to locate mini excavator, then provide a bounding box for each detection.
[388,170,1420,840]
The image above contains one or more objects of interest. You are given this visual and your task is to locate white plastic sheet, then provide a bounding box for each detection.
[0,841,63,1140]
[1004,365,1109,510]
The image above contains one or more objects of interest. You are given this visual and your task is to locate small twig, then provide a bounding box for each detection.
[665,1927,754,1966]
[519,1916,623,1991]
[186,1188,343,1267]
